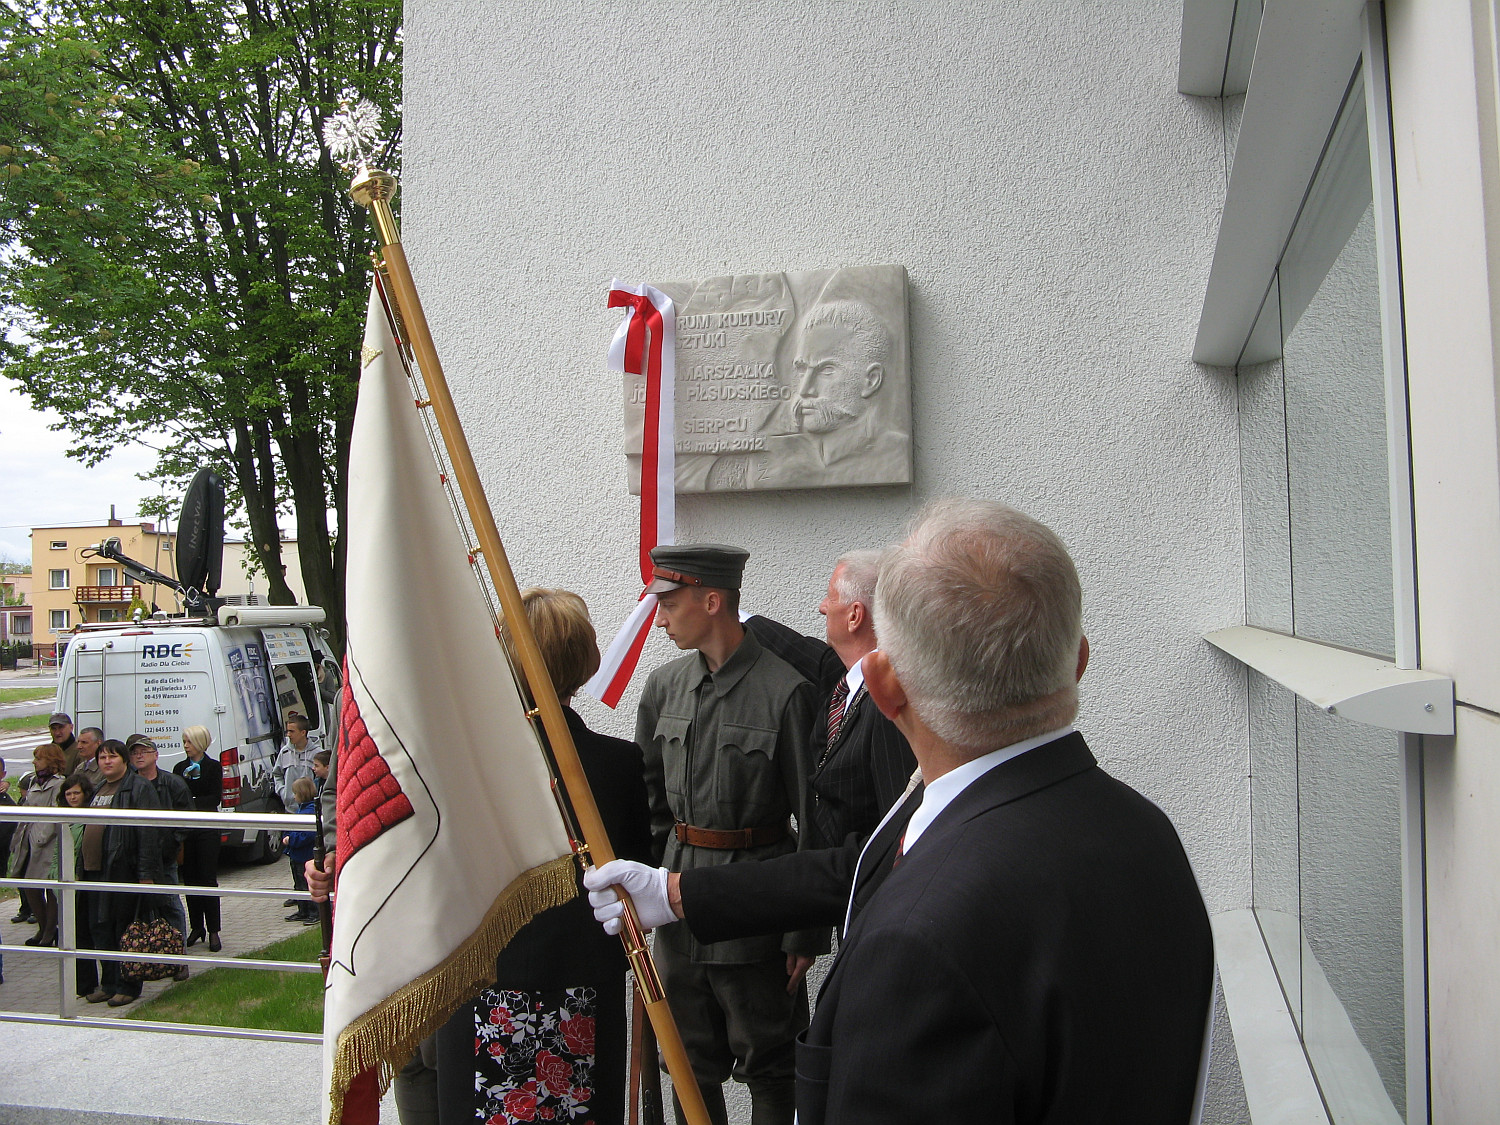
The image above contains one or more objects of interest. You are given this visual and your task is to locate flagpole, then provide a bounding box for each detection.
[348,165,713,1125]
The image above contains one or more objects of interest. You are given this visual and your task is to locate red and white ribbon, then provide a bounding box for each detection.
[584,280,676,708]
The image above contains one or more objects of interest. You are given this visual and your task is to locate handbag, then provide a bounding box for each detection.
[119,897,184,982]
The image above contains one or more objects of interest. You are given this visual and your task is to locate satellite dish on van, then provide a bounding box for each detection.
[177,468,226,597]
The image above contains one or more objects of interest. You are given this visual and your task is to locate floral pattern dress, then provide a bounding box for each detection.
[473,985,600,1124]
[436,709,652,1125]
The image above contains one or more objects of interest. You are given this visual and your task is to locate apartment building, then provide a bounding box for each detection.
[28,519,305,657]
[29,518,175,656]
[0,569,31,647]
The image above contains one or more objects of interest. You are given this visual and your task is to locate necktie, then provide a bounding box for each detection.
[827,677,851,746]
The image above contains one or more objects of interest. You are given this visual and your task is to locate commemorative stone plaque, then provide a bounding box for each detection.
[623,264,911,493]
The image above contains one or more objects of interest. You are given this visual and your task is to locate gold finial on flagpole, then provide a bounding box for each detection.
[332,97,714,1125]
[350,167,400,248]
[325,95,400,247]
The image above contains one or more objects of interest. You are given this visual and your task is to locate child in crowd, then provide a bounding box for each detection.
[281,776,319,925]
[58,774,100,998]
[311,750,331,794]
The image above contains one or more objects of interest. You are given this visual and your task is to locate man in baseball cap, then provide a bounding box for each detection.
[635,542,820,1125]
[48,713,76,765]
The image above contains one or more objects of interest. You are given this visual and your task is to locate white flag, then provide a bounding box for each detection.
[322,283,575,1124]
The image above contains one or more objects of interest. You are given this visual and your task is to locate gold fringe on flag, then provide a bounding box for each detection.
[326,854,578,1125]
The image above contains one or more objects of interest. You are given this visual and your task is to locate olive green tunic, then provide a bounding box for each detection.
[636,627,823,963]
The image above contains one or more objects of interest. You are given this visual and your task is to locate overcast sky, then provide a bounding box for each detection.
[0,377,165,566]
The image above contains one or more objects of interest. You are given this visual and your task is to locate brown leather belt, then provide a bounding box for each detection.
[674,820,788,849]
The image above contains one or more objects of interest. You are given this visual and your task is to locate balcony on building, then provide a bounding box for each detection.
[75,583,141,604]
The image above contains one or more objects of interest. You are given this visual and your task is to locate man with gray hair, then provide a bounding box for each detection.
[71,727,105,784]
[746,549,915,849]
[587,498,1212,1123]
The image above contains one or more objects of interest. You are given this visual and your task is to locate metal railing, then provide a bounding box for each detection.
[0,804,322,1043]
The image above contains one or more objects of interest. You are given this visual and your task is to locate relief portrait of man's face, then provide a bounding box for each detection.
[791,301,890,435]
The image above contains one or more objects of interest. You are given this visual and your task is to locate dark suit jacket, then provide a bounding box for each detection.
[798,734,1212,1125]
[681,783,920,944]
[746,616,916,848]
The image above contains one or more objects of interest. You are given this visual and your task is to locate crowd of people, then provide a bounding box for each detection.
[309,498,1215,1125]
[2,715,234,1004]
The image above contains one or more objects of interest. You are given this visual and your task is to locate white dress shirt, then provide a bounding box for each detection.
[841,725,1074,936]
[842,655,866,698]
[901,725,1075,854]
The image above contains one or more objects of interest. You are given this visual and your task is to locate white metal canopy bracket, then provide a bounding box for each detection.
[1204,625,1454,735]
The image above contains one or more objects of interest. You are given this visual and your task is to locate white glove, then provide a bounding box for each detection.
[583,860,674,935]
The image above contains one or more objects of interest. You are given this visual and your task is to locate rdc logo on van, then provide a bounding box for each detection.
[141,641,195,666]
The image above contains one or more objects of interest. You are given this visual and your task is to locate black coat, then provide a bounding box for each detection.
[102,771,164,884]
[801,734,1211,1124]
[490,707,654,988]
[173,755,224,812]
[436,707,654,1125]
[745,616,916,848]
[146,768,194,859]
[682,734,1213,1125]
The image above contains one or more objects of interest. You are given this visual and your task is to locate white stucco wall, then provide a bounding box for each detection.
[405,0,1249,1115]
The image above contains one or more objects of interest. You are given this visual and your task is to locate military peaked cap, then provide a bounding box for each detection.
[646,543,750,594]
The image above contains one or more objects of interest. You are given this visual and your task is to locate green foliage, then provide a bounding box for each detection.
[125,926,325,1033]
[0,0,403,652]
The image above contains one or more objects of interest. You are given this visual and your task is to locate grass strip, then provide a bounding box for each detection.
[124,927,325,1034]
[0,687,53,705]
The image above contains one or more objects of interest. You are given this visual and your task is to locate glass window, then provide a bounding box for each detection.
[49,540,66,549]
[48,568,69,589]
[49,609,70,631]
[1240,63,1413,1122]
[96,567,118,586]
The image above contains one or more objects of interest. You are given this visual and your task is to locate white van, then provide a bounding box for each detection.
[55,605,338,862]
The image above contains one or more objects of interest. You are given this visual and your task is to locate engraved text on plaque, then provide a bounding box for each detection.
[623,264,911,493]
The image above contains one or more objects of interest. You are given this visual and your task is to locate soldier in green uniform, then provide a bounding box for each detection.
[636,543,822,1125]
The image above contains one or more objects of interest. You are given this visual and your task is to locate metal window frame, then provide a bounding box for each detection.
[1193,3,1430,1120]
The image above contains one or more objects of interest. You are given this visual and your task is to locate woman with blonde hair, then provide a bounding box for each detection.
[173,724,224,951]
[435,588,654,1125]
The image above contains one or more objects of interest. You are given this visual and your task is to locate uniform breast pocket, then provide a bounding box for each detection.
[654,715,693,804]
[715,722,780,824]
